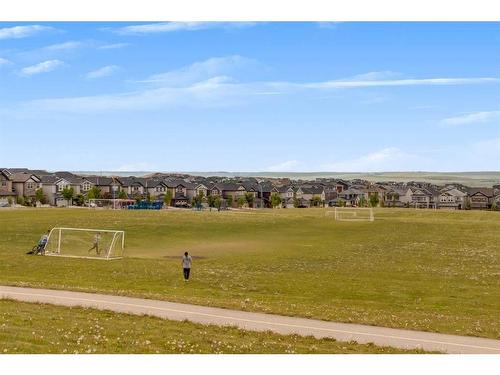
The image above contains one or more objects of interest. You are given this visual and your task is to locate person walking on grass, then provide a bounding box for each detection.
[88,232,101,255]
[182,251,193,282]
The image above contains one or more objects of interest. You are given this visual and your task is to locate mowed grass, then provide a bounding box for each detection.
[0,300,429,354]
[0,208,499,339]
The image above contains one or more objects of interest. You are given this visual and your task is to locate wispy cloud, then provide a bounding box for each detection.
[141,55,261,86]
[86,65,119,79]
[265,160,303,172]
[15,55,500,114]
[114,22,255,35]
[0,57,11,67]
[20,60,64,76]
[441,111,500,126]
[116,162,156,172]
[299,77,500,90]
[43,41,82,52]
[0,25,54,40]
[97,43,130,50]
[320,147,427,172]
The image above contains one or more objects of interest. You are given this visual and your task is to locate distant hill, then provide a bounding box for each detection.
[73,171,500,187]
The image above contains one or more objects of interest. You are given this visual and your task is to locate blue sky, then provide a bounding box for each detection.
[0,22,499,172]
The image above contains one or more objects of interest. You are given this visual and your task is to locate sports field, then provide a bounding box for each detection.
[0,208,498,339]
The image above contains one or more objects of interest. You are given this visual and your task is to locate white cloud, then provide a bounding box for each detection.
[43,41,82,51]
[441,111,500,126]
[300,77,500,90]
[15,54,500,114]
[0,25,53,40]
[98,43,130,50]
[20,60,64,76]
[0,57,11,67]
[347,71,404,81]
[142,55,260,86]
[320,148,427,172]
[86,65,119,79]
[114,22,255,35]
[116,162,156,172]
[265,160,303,172]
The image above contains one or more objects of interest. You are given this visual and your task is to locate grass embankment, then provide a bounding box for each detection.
[0,299,430,354]
[0,208,498,339]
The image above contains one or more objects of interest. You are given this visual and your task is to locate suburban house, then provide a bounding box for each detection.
[438,187,467,210]
[0,170,16,204]
[84,176,123,198]
[121,177,146,197]
[295,186,326,207]
[164,180,190,207]
[146,179,169,200]
[398,186,438,208]
[339,187,366,206]
[11,172,41,201]
[2,167,500,211]
[467,188,493,209]
[384,188,407,207]
[279,186,297,208]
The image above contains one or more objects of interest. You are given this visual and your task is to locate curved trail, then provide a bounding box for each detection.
[1,285,499,354]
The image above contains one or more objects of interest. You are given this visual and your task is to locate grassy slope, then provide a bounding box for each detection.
[0,300,429,354]
[0,208,498,339]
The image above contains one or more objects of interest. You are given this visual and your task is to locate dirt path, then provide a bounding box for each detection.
[1,285,499,354]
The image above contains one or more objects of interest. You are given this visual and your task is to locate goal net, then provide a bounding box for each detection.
[329,207,374,222]
[45,227,125,260]
[87,199,135,209]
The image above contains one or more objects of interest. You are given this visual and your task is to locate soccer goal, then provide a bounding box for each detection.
[328,207,375,222]
[44,227,125,260]
[87,199,135,209]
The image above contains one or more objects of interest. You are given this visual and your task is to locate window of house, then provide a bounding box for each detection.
[27,182,35,190]
[1,180,6,187]
[82,182,91,191]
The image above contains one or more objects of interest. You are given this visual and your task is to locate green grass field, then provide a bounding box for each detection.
[0,208,498,339]
[0,300,428,354]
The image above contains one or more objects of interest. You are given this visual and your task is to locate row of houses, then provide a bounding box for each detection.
[1,168,499,210]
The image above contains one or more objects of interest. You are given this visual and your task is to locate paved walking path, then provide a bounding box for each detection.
[1,285,499,354]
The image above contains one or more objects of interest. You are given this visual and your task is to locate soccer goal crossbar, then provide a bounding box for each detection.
[45,227,125,260]
[327,208,375,222]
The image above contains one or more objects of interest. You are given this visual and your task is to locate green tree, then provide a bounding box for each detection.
[244,192,255,208]
[61,186,74,206]
[310,195,322,207]
[358,196,367,207]
[214,195,222,210]
[16,196,25,206]
[191,191,205,209]
[74,194,85,206]
[87,186,101,200]
[270,192,281,208]
[35,188,47,205]
[118,189,127,199]
[163,190,173,206]
[225,195,233,208]
[237,196,246,208]
[207,194,218,209]
[369,194,380,208]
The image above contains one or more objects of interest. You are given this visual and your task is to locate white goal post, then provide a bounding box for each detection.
[87,199,135,209]
[327,207,375,222]
[45,227,125,260]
